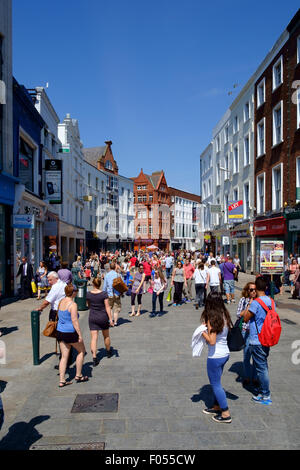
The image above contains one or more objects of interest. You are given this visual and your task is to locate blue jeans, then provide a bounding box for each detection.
[242,330,257,381]
[207,356,229,411]
[249,344,270,397]
[166,267,173,279]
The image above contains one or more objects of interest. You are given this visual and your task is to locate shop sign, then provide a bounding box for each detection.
[254,217,286,236]
[289,219,300,231]
[13,214,35,229]
[231,229,250,238]
[210,204,222,213]
[260,241,284,274]
[222,236,230,245]
[45,159,62,204]
[228,200,243,222]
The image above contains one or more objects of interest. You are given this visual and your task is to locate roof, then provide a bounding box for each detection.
[82,146,106,168]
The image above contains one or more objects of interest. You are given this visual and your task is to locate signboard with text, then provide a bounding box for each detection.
[13,214,35,229]
[228,200,243,222]
[45,159,62,204]
[260,240,284,274]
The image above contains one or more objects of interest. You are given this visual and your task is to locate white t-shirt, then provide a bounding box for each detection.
[208,266,221,286]
[194,268,208,284]
[46,279,66,310]
[208,324,230,359]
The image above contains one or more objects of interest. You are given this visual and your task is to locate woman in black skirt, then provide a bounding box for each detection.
[56,284,88,388]
[86,277,114,366]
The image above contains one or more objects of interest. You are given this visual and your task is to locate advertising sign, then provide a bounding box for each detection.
[13,214,35,229]
[210,204,222,213]
[222,236,230,245]
[228,200,243,222]
[260,241,284,274]
[45,159,62,204]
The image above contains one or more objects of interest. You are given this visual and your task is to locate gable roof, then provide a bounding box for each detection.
[82,146,106,168]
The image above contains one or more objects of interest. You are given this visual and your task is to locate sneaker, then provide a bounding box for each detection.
[173,303,177,307]
[149,312,156,318]
[202,408,221,415]
[252,394,272,405]
[212,414,232,424]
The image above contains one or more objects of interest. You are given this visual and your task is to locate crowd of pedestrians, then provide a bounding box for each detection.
[10,246,288,425]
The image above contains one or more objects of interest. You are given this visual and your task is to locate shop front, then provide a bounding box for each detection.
[230,223,252,273]
[254,216,287,273]
[44,210,59,260]
[59,221,86,265]
[134,238,154,252]
[213,229,230,256]
[0,173,16,298]
[286,212,300,256]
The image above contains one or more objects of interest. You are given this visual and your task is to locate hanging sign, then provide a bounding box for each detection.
[45,159,62,204]
[228,200,244,222]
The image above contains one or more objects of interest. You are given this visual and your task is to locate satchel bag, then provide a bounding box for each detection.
[112,276,128,294]
[43,319,57,338]
[227,318,245,352]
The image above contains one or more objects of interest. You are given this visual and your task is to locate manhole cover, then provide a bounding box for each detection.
[71,393,119,413]
[30,442,105,450]
[281,319,297,325]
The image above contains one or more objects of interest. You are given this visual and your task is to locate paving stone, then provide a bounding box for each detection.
[102,419,126,434]
[127,418,168,433]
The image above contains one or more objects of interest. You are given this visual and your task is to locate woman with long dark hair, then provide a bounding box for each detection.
[201,292,233,423]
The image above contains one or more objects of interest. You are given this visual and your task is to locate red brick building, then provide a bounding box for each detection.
[254,9,300,267]
[131,169,171,251]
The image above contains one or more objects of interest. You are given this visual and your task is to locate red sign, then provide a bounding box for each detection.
[228,200,243,212]
[254,217,286,236]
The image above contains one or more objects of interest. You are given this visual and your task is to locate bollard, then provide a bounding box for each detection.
[31,310,40,365]
[75,279,88,311]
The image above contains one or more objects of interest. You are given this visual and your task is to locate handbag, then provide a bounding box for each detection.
[166,286,173,302]
[31,280,37,294]
[43,319,57,338]
[227,318,245,352]
[112,276,128,294]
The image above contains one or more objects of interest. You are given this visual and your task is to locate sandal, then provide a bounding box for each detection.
[75,375,89,383]
[59,381,72,388]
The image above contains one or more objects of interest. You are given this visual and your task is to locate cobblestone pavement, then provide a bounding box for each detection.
[0,272,299,450]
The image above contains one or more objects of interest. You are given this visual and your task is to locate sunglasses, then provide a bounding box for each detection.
[249,288,256,292]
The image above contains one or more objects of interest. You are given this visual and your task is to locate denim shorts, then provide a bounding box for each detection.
[224,279,235,294]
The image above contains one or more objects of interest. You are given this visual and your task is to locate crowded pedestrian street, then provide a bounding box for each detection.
[0,269,299,450]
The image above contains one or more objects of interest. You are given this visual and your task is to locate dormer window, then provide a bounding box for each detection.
[105,160,113,170]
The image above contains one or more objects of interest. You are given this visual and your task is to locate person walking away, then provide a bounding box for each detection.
[236,282,259,387]
[17,256,34,300]
[150,268,167,317]
[171,260,187,306]
[183,258,195,303]
[56,284,88,387]
[193,262,208,309]
[130,264,146,317]
[36,261,48,300]
[206,261,221,294]
[58,262,73,285]
[243,277,274,405]
[292,264,300,299]
[86,277,114,366]
[201,291,233,423]
[223,257,237,304]
[289,259,299,297]
[103,262,122,326]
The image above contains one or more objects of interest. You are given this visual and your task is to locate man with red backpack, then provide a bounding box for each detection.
[243,276,281,406]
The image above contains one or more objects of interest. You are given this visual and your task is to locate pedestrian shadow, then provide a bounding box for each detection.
[0,381,7,431]
[39,352,58,365]
[67,362,93,381]
[228,361,244,382]
[116,318,132,326]
[0,415,50,450]
[0,327,19,336]
[191,385,239,407]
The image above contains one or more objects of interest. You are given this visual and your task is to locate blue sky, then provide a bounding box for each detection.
[12,0,299,194]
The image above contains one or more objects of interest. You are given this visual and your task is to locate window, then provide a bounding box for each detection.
[233,146,239,173]
[233,188,238,202]
[105,160,113,170]
[224,154,229,179]
[297,88,300,129]
[216,162,220,186]
[203,183,206,199]
[209,155,212,167]
[149,225,152,234]
[88,173,91,186]
[19,138,34,192]
[257,78,265,108]
[208,179,212,195]
[101,181,104,192]
[272,164,282,210]
[296,157,300,202]
[224,194,229,223]
[243,183,250,219]
[149,193,153,201]
[273,56,283,90]
[96,178,98,190]
[257,173,265,214]
[233,116,239,134]
[273,101,283,145]
[244,135,250,166]
[216,136,220,153]
[257,118,265,157]
[224,125,229,143]
[244,102,250,122]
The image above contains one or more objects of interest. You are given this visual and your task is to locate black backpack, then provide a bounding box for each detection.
[227,318,245,352]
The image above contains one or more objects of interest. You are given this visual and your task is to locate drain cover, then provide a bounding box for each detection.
[30,442,105,450]
[281,319,297,325]
[71,393,119,413]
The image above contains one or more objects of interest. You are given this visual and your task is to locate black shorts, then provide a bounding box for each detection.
[145,275,151,281]
[56,331,79,344]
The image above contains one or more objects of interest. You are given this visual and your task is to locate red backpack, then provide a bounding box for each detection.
[254,298,282,347]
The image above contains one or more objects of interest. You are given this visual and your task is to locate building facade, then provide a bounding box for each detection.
[0,0,14,298]
[254,10,300,271]
[132,169,171,251]
[168,187,201,250]
[57,114,85,264]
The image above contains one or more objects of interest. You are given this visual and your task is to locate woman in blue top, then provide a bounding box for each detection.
[57,284,88,388]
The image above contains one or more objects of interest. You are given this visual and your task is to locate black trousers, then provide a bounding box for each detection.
[173,281,183,304]
[195,284,206,306]
[131,293,142,306]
